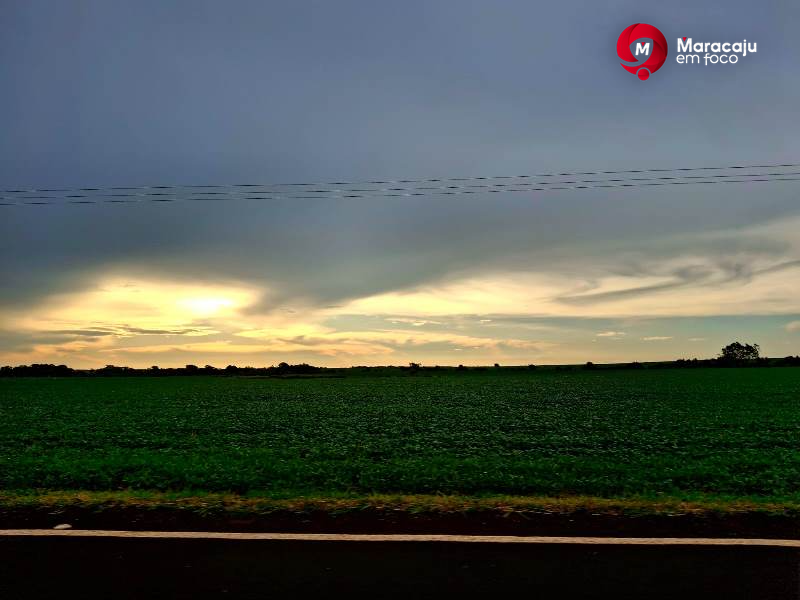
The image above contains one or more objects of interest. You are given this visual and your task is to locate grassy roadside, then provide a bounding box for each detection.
[4,490,800,518]
[5,491,800,538]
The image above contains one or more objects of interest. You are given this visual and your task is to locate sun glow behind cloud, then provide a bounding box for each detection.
[178,297,236,317]
[8,278,258,332]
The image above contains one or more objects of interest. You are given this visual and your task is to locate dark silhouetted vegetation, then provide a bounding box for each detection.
[2,342,799,378]
[719,341,761,364]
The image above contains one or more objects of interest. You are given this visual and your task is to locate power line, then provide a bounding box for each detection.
[2,174,799,206]
[2,161,798,197]
[3,170,799,203]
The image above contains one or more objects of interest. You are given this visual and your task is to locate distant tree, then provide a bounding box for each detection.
[719,342,760,362]
[2,364,74,377]
[408,362,421,369]
[584,361,595,370]
[494,363,500,368]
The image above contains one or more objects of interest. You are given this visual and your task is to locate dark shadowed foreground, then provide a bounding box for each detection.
[1,534,797,599]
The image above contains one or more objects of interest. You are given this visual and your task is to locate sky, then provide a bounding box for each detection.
[1,0,799,368]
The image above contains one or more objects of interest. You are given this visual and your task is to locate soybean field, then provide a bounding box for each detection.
[1,368,800,501]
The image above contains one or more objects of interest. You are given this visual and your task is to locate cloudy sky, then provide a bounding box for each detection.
[1,0,799,368]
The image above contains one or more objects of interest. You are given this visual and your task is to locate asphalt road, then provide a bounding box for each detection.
[1,532,798,599]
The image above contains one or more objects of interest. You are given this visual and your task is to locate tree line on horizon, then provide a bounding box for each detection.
[2,343,800,377]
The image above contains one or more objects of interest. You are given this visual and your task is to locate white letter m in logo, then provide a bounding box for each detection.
[635,42,650,56]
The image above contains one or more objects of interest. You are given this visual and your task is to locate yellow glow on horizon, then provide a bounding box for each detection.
[10,278,259,333]
[337,260,800,319]
[2,213,800,369]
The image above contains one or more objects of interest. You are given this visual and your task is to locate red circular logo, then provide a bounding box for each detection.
[617,23,668,81]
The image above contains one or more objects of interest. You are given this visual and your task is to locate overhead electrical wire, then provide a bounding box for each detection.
[2,169,799,203]
[2,173,799,206]
[1,161,798,198]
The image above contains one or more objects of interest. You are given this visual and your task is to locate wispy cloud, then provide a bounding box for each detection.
[386,317,443,327]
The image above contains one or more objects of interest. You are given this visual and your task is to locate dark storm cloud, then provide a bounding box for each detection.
[1,0,799,315]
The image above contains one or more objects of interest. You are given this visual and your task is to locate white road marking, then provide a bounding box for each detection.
[2,530,800,547]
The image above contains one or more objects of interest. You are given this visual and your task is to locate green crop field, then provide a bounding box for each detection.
[1,368,800,504]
